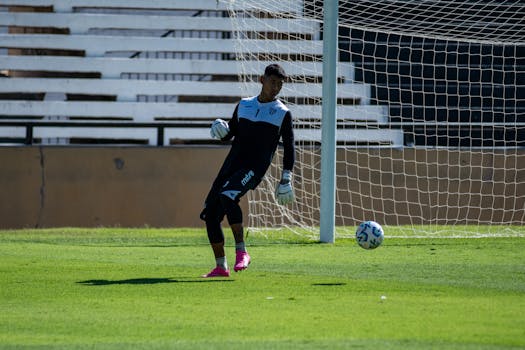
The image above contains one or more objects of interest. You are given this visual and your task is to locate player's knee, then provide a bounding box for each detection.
[219,193,243,225]
[201,208,219,240]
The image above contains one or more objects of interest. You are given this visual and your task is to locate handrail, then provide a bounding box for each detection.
[0,120,210,146]
[1,120,522,147]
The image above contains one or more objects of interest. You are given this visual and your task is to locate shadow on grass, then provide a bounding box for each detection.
[77,277,234,286]
[312,282,346,286]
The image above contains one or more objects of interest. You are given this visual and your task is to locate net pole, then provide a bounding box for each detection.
[319,0,338,243]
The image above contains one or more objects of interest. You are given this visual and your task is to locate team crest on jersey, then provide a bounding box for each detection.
[269,107,277,115]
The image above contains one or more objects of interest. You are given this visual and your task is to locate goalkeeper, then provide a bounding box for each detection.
[200,64,295,278]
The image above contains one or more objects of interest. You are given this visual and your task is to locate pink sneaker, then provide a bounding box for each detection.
[202,266,230,278]
[234,251,251,272]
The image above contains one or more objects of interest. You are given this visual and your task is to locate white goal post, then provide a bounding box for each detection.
[225,0,524,239]
[319,0,338,243]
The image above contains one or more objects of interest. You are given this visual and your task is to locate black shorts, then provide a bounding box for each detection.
[200,167,262,222]
[219,168,261,202]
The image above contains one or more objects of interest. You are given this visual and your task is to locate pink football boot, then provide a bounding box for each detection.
[202,266,230,278]
[234,251,251,272]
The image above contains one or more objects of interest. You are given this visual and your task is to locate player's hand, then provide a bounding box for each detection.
[210,118,229,139]
[275,170,294,205]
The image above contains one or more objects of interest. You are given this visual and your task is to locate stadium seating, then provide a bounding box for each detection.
[340,26,524,148]
[0,0,403,146]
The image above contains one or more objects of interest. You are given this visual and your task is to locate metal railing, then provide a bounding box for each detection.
[0,120,210,146]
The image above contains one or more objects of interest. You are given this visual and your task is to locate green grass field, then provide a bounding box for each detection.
[1,227,524,349]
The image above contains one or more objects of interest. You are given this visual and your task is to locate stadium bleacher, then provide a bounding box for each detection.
[3,0,519,148]
[337,2,525,148]
[0,0,403,146]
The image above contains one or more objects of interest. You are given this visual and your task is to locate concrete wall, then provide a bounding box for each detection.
[1,146,524,229]
[0,146,241,228]
[332,148,525,225]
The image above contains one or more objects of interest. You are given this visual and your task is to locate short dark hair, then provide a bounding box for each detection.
[264,64,287,79]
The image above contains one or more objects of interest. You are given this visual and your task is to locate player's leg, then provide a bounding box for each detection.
[201,191,230,277]
[230,223,250,272]
[219,198,246,249]
[219,168,260,272]
[219,197,250,272]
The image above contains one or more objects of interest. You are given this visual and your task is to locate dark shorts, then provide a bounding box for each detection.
[219,168,260,201]
[200,167,261,222]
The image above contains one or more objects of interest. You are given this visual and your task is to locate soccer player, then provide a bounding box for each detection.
[200,64,295,277]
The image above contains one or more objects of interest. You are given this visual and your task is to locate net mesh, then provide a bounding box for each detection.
[225,0,525,238]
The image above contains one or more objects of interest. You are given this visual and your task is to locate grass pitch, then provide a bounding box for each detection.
[1,227,524,349]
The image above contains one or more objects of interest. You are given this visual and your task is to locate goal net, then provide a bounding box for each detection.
[225,0,525,238]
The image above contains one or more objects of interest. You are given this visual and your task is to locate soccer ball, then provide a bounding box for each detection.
[355,221,384,249]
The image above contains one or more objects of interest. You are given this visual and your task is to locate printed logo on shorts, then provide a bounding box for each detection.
[221,190,241,200]
[241,170,255,186]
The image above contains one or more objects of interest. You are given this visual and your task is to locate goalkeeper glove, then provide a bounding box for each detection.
[210,118,229,139]
[275,170,294,205]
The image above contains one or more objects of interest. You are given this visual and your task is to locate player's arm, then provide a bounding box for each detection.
[275,111,295,205]
[225,104,239,140]
[281,111,295,171]
[210,104,239,140]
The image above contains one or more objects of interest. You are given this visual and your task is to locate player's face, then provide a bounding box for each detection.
[259,74,284,102]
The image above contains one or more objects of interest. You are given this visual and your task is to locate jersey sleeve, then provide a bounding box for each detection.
[223,103,239,141]
[281,111,295,171]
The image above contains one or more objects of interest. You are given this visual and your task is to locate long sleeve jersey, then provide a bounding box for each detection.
[221,95,295,177]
